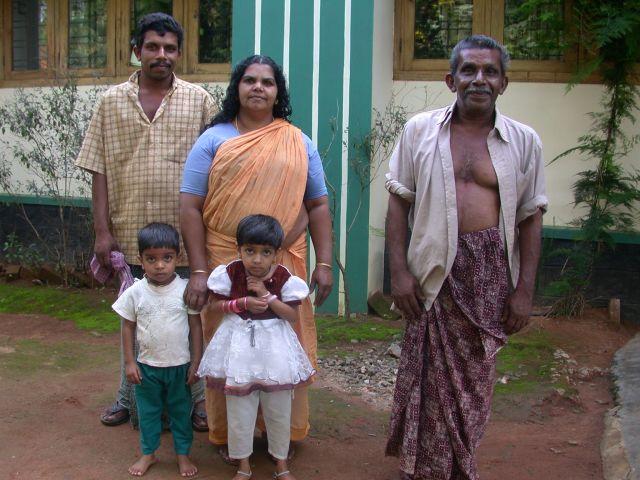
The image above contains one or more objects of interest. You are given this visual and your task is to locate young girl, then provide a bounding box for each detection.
[197,214,314,480]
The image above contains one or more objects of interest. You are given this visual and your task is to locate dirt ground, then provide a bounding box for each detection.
[0,310,635,480]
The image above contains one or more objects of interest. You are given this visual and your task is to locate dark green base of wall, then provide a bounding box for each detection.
[383,231,640,324]
[0,203,93,269]
[537,238,640,323]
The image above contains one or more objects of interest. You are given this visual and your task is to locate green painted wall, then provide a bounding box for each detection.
[230,0,375,314]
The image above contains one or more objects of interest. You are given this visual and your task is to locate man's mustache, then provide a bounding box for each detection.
[465,88,491,96]
[151,61,171,68]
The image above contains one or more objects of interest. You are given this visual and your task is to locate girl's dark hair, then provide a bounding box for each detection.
[236,214,284,249]
[133,12,184,50]
[208,55,292,128]
[138,222,180,254]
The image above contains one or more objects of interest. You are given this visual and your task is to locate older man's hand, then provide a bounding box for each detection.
[391,270,425,320]
[502,288,532,334]
[184,273,209,311]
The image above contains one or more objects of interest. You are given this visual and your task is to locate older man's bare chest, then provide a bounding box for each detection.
[449,124,500,233]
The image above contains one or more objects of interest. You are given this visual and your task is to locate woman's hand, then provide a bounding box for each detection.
[310,265,333,307]
[305,195,334,307]
[180,193,210,310]
[184,273,209,311]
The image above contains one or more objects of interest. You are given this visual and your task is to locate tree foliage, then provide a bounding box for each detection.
[0,79,104,284]
[545,0,640,316]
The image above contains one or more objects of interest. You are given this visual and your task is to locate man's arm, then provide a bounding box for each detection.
[180,193,210,310]
[92,172,119,268]
[502,209,542,334]
[386,193,424,319]
[305,195,333,307]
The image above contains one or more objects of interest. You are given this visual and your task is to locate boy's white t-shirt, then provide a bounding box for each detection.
[112,275,198,367]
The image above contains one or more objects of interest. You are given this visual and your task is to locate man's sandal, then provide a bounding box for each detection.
[191,408,208,432]
[273,471,290,479]
[100,402,129,426]
[236,470,252,478]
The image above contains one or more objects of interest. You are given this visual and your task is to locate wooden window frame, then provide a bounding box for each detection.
[2,0,60,82]
[0,0,230,88]
[394,0,577,83]
[62,0,117,78]
[183,0,230,81]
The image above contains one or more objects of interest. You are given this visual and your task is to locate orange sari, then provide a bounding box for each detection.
[202,119,316,443]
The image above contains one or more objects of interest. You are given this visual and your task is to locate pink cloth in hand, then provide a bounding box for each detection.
[90,251,134,297]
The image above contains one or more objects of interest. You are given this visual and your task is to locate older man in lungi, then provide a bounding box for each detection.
[385,35,548,480]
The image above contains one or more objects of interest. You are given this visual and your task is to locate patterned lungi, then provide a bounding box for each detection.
[386,227,509,480]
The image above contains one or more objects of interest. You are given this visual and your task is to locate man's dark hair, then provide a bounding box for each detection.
[133,12,184,50]
[208,55,292,128]
[450,35,510,75]
[236,214,284,249]
[138,222,180,254]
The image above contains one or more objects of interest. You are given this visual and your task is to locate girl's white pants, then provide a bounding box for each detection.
[226,389,292,460]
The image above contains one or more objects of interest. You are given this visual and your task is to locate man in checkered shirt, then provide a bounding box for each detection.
[76,12,217,430]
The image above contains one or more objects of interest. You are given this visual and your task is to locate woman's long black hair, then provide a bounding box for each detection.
[208,55,292,128]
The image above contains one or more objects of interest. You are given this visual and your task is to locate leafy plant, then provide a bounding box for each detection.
[544,0,640,316]
[0,78,105,284]
[1,233,44,268]
[200,83,226,112]
[322,93,411,319]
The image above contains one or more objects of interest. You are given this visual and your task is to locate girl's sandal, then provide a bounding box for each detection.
[273,471,290,479]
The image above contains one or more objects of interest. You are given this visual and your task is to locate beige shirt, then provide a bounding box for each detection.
[112,276,199,367]
[76,72,217,265]
[385,102,548,310]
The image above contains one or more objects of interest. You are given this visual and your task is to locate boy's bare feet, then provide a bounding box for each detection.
[177,455,198,477]
[128,454,157,476]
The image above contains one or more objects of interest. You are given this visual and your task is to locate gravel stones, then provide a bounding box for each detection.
[317,342,400,410]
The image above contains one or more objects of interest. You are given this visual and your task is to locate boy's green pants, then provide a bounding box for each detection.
[135,362,193,455]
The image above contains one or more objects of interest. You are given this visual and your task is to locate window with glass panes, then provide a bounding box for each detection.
[1,0,231,86]
[395,0,573,82]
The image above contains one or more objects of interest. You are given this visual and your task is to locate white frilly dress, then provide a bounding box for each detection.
[197,260,315,396]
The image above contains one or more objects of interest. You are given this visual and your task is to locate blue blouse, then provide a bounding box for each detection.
[180,122,328,200]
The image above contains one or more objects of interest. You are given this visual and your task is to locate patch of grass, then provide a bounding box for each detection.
[316,315,401,348]
[0,283,118,332]
[0,338,117,378]
[494,330,556,396]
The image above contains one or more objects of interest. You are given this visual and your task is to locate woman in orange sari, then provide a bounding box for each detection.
[179,55,333,473]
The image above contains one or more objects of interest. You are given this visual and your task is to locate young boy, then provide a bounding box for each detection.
[113,222,203,477]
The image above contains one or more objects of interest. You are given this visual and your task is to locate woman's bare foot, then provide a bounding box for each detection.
[273,459,296,479]
[232,457,252,479]
[177,455,198,478]
[128,454,157,476]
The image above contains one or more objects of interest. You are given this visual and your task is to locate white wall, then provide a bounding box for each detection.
[0,82,227,198]
[369,0,640,294]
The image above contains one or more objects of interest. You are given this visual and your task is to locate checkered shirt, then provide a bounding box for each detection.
[76,72,217,265]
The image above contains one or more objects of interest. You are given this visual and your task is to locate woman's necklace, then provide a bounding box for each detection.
[234,115,274,134]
